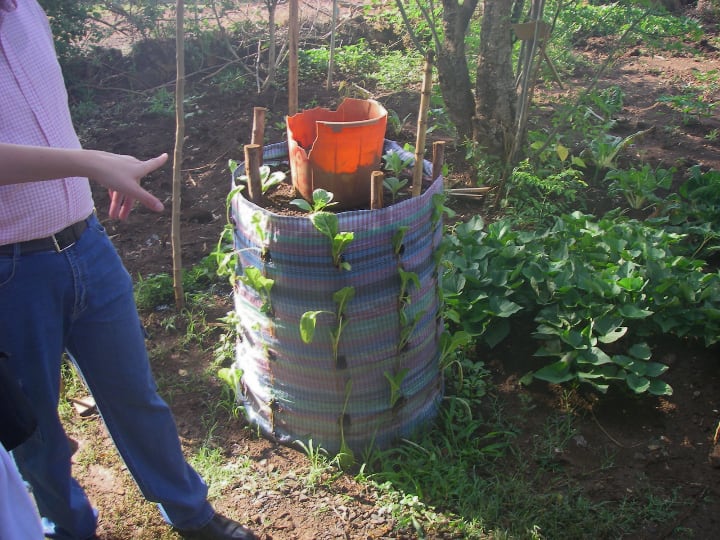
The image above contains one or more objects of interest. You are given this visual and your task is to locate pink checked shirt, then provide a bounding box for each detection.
[0,0,94,245]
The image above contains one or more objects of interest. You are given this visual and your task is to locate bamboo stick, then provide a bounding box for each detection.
[370,171,384,209]
[411,52,434,197]
[244,144,263,204]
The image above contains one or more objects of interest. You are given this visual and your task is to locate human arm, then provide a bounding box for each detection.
[0,143,167,220]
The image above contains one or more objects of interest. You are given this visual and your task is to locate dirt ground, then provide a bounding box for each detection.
[59,4,720,539]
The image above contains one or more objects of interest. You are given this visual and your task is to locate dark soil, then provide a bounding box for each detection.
[62,4,720,539]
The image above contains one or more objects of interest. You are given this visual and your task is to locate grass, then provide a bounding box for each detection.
[58,275,691,538]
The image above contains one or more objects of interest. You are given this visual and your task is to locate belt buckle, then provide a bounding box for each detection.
[51,233,75,253]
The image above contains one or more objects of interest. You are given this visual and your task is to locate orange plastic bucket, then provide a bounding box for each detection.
[287,98,387,210]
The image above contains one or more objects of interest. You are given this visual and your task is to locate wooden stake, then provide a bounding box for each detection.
[370,171,384,209]
[288,0,299,115]
[431,140,445,181]
[326,0,338,91]
[252,107,266,147]
[244,144,263,204]
[412,53,434,197]
[171,0,186,310]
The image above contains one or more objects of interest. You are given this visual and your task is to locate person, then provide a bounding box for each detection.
[0,440,44,540]
[1,350,43,540]
[0,1,258,539]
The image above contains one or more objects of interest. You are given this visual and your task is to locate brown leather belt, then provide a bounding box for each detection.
[0,218,89,256]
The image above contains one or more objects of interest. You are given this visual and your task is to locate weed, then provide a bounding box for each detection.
[658,93,718,125]
[211,67,249,94]
[295,439,338,490]
[502,159,587,225]
[146,87,175,116]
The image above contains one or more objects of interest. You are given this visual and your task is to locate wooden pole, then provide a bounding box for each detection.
[411,52,434,197]
[370,171,384,209]
[252,107,266,147]
[172,0,185,310]
[326,0,338,91]
[244,144,263,204]
[251,107,266,169]
[288,0,299,115]
[431,140,445,181]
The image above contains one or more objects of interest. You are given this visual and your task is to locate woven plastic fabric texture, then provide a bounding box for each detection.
[230,141,444,454]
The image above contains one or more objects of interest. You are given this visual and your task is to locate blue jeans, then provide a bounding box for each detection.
[0,214,213,539]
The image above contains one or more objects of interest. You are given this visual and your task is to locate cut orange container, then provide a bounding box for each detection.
[287,98,387,210]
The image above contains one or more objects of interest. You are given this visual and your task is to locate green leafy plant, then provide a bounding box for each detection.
[300,286,356,366]
[239,267,274,316]
[442,210,720,395]
[398,268,420,307]
[291,188,337,213]
[583,128,652,173]
[311,213,354,271]
[211,67,249,94]
[658,93,718,125]
[291,190,353,270]
[385,108,412,137]
[232,161,287,194]
[217,366,243,395]
[383,176,409,204]
[502,159,587,226]
[381,147,413,203]
[662,166,720,259]
[294,439,335,489]
[397,268,422,351]
[213,186,244,280]
[146,87,175,116]
[384,368,409,408]
[392,226,409,257]
[383,149,414,177]
[605,164,674,210]
[335,380,355,470]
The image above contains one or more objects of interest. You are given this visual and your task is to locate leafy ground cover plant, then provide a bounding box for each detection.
[605,163,674,210]
[441,210,720,396]
[662,166,720,259]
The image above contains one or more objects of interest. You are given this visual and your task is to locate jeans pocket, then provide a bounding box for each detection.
[0,257,16,288]
[89,215,106,235]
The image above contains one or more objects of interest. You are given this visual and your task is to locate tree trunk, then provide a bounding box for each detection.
[437,0,479,144]
[696,0,719,20]
[474,0,517,159]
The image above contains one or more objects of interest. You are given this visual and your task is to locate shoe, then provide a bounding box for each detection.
[175,513,258,540]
